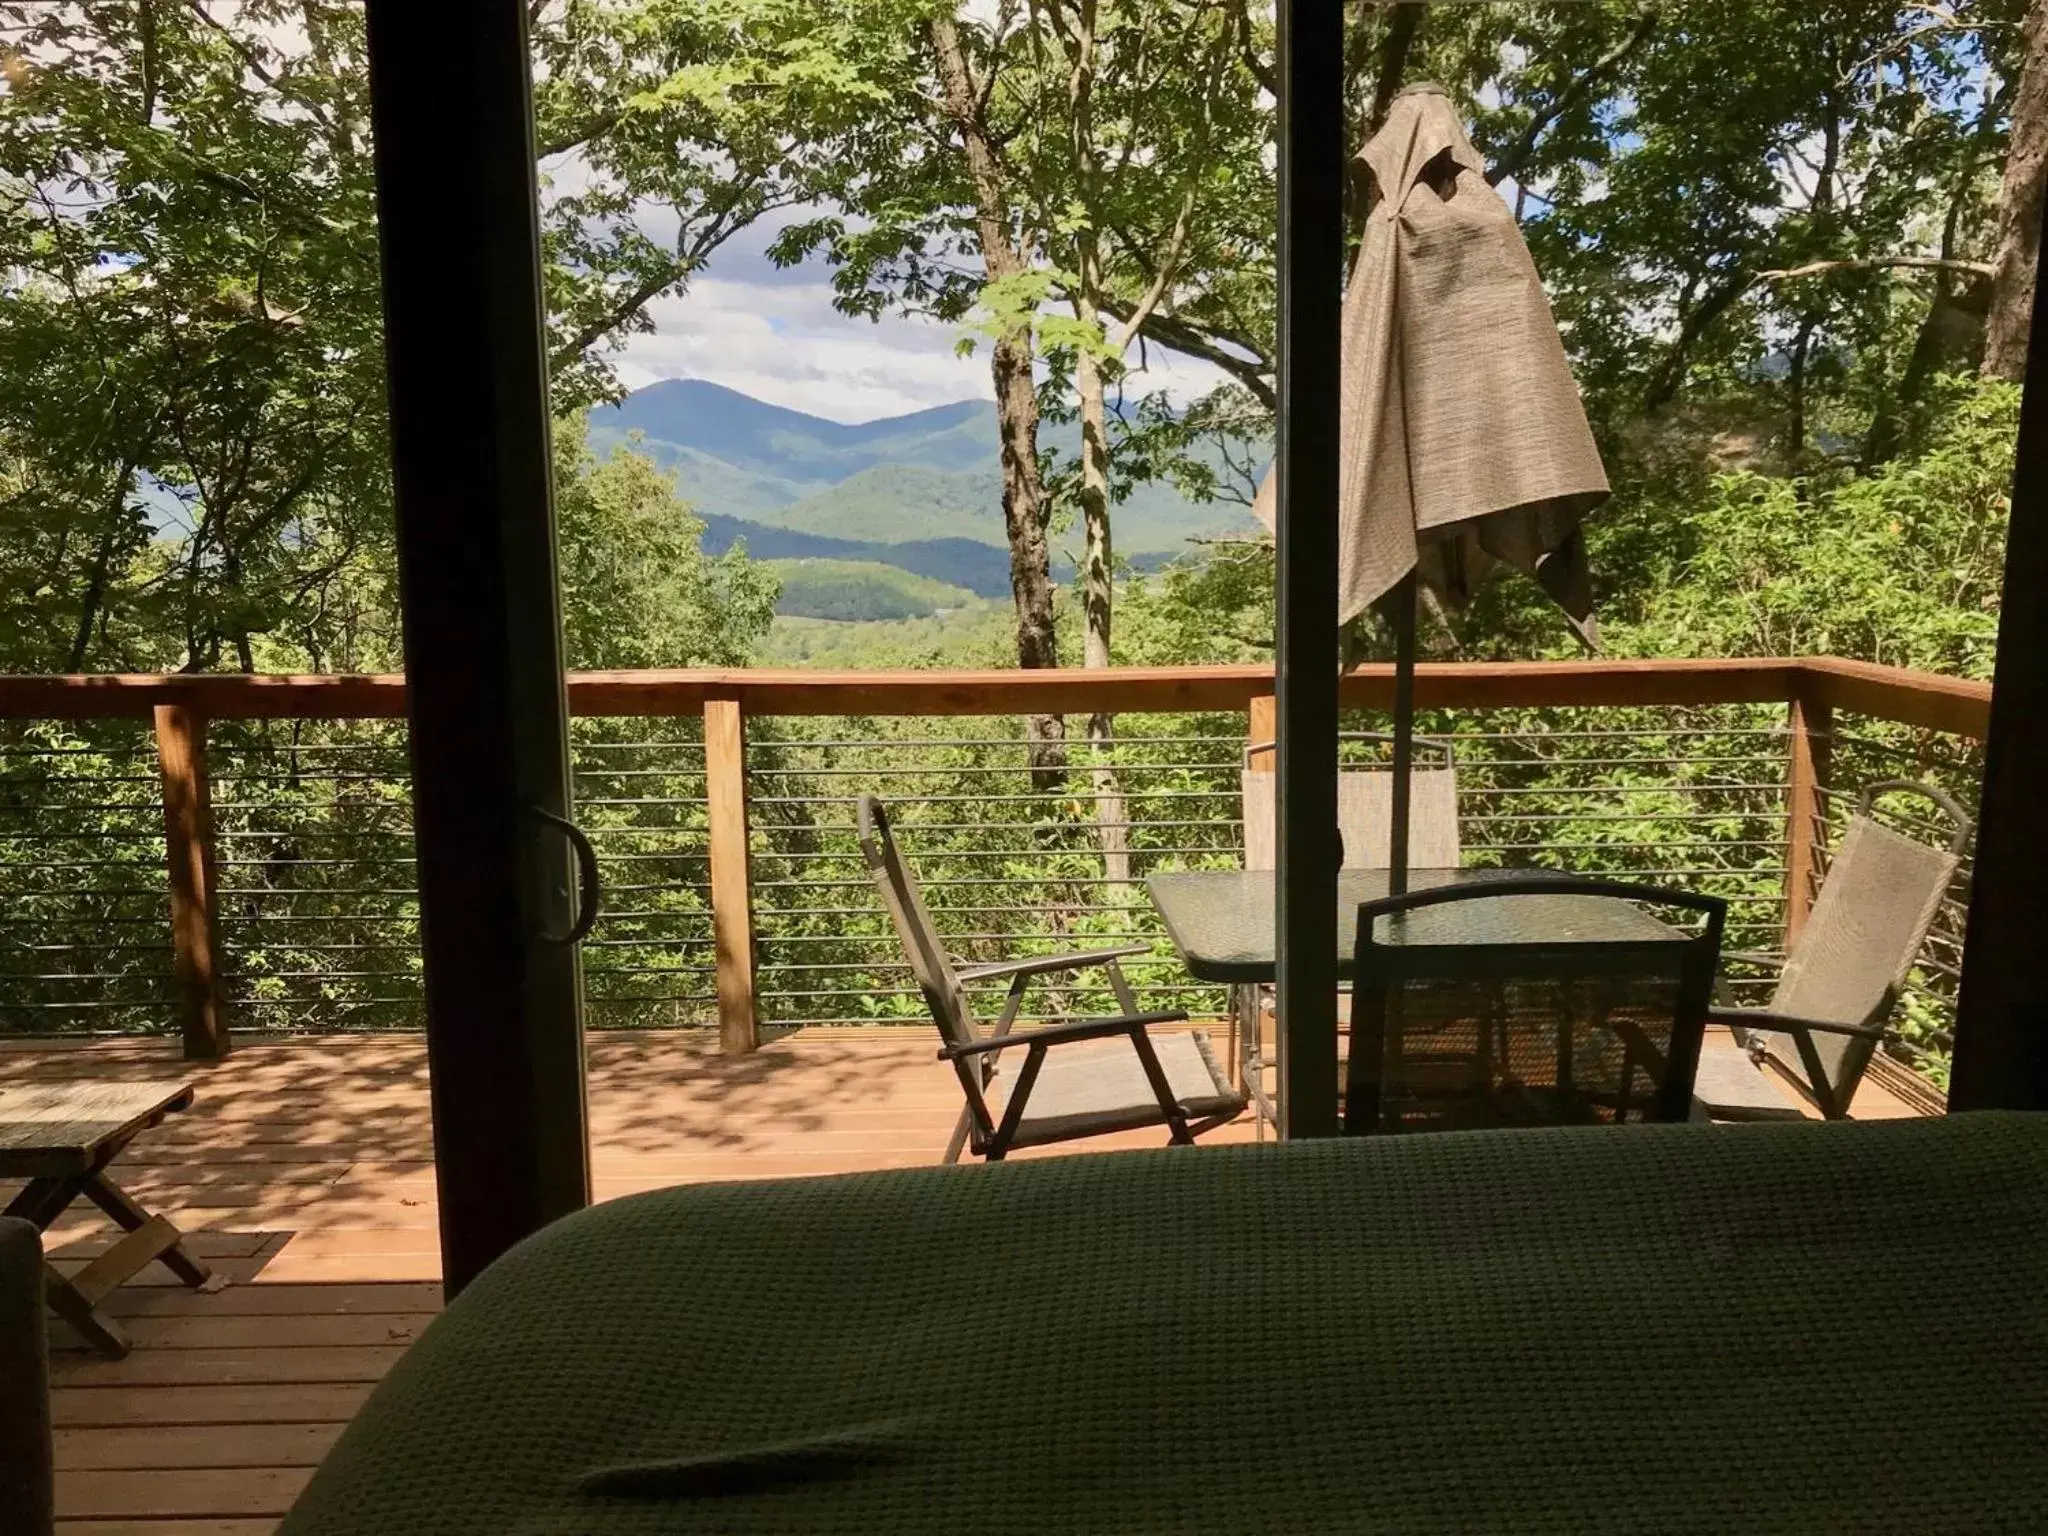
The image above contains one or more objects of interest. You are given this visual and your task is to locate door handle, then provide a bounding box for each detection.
[525,804,601,946]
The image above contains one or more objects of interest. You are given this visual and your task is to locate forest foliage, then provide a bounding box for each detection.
[1,0,2037,681]
[0,3,2033,1080]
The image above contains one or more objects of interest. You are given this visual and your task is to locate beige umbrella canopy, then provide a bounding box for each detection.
[1255,82,1608,889]
[1255,82,1608,642]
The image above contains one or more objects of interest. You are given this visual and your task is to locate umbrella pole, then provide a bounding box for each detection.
[1388,572,1418,896]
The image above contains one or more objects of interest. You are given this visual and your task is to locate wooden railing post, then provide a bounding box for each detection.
[1248,693,1277,761]
[1783,695,1833,951]
[704,696,758,1053]
[153,704,228,1059]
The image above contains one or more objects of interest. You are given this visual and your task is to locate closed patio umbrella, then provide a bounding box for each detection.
[1255,81,1609,892]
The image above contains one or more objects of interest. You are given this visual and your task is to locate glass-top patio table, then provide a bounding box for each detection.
[1144,868,1689,984]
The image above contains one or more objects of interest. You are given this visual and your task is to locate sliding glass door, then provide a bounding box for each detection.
[364,0,591,1295]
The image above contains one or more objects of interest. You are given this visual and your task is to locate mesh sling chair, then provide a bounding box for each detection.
[1693,779,1973,1122]
[1239,732,1461,872]
[1344,879,1725,1135]
[1238,733,1460,1136]
[857,795,1244,1162]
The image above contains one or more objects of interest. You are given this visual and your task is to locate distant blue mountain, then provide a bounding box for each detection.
[590,377,1263,577]
[696,511,1014,596]
[594,378,996,482]
[696,508,1182,597]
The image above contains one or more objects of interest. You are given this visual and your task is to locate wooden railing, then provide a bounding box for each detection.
[0,657,1991,1065]
[0,655,1994,731]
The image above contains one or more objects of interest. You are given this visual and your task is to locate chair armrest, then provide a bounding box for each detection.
[1706,1006,1886,1041]
[939,1011,1189,1061]
[953,945,1153,983]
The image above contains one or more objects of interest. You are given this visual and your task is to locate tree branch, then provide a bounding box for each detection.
[1487,10,1656,188]
[1644,252,1995,410]
[1757,255,1996,282]
[550,260,691,370]
[1643,266,1751,410]
[1095,299,1274,408]
[1368,4,1427,134]
[184,0,341,143]
[536,108,626,160]
[1229,0,1274,97]
[1110,187,1198,352]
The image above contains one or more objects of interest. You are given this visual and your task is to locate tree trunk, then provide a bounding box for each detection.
[1866,62,2007,462]
[1055,0,1128,880]
[1073,312,1129,885]
[1865,277,1991,467]
[1073,340,1114,665]
[1986,0,2048,381]
[67,467,136,670]
[1786,89,1838,474]
[1368,3,1426,132]
[1786,314,1813,468]
[927,15,1064,783]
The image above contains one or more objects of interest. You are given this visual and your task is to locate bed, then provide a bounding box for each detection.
[280,1113,2048,1534]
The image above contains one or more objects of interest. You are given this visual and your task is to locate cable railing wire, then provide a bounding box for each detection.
[0,701,1975,1091]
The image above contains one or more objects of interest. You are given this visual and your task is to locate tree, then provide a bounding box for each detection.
[552,416,779,669]
[771,2,1072,775]
[0,0,840,673]
[926,10,1063,709]
[1022,0,1260,877]
[0,1,392,673]
[1070,2,2030,503]
[534,0,905,406]
[1985,0,2048,379]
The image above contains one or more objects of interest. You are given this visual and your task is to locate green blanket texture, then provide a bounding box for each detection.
[281,1114,2048,1534]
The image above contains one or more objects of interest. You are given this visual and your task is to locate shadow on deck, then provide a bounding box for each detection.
[2,1025,1926,1531]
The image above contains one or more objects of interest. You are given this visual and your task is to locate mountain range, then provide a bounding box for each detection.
[588,378,1262,607]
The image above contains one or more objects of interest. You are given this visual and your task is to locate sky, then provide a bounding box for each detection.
[597,0,1233,424]
[602,207,1229,426]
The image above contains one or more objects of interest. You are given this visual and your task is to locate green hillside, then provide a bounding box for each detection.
[753,461,1261,558]
[585,428,820,519]
[763,558,982,622]
[756,465,1007,545]
[1095,479,1261,556]
[586,380,1264,562]
[762,604,1015,665]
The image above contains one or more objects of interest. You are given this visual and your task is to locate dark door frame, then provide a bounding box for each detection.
[365,0,592,1296]
[1953,226,2048,1115]
[1271,0,1347,1139]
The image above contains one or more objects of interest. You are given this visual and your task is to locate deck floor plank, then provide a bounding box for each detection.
[56,1521,281,1536]
[56,1423,346,1472]
[53,1384,376,1429]
[8,1024,1911,1532]
[54,1467,315,1521]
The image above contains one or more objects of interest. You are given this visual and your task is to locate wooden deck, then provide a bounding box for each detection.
[4,1027,1925,1533]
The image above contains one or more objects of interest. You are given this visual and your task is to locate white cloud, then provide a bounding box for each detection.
[611,253,1231,426]
[555,150,1232,426]
[612,274,992,421]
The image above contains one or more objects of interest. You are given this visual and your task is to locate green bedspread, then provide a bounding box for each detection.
[281,1114,2048,1534]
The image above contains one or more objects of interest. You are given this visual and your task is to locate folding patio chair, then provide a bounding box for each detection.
[1240,732,1460,873]
[1238,733,1460,1134]
[1345,878,1725,1134]
[857,795,1245,1162]
[1693,779,1972,1121]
